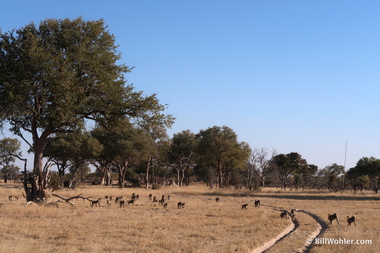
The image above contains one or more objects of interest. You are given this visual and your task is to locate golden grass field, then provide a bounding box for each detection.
[0,183,379,253]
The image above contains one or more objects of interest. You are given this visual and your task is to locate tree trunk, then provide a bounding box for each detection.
[99,167,106,185]
[27,135,50,201]
[145,162,150,189]
[218,166,223,188]
[106,167,112,186]
[180,166,185,187]
[176,167,181,187]
[117,163,127,188]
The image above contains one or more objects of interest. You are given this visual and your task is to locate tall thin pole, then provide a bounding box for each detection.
[344,141,347,171]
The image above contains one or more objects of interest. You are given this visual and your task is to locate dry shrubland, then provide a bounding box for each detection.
[0,183,379,253]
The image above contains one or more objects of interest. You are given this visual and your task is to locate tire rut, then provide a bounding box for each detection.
[251,205,328,253]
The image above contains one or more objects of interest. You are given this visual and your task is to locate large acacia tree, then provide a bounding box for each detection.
[44,131,103,188]
[169,130,197,187]
[0,18,173,201]
[271,152,307,190]
[196,126,250,188]
[92,120,155,188]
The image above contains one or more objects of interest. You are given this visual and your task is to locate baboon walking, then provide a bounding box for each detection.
[177,202,185,209]
[347,216,356,226]
[215,197,220,203]
[254,200,260,208]
[90,198,101,207]
[241,204,248,210]
[328,213,339,225]
[290,209,296,220]
[280,211,288,219]
[115,196,123,204]
[128,199,135,206]
[119,200,125,208]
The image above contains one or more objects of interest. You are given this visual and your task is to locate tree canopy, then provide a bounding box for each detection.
[196,126,251,188]
[0,18,173,200]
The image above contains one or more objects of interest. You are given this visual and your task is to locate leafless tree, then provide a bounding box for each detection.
[247,148,276,189]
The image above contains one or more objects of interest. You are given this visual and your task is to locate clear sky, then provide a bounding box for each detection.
[1,1,380,170]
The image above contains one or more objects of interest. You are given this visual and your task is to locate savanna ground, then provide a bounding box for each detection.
[0,182,379,253]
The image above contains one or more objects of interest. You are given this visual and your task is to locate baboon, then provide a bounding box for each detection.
[90,198,101,207]
[167,195,171,200]
[119,200,125,208]
[216,197,220,203]
[153,196,157,202]
[347,216,356,226]
[105,196,109,199]
[241,204,248,210]
[159,199,165,205]
[115,196,123,204]
[161,195,166,201]
[109,196,113,201]
[135,194,139,200]
[8,195,19,201]
[290,209,296,220]
[149,194,152,200]
[131,193,136,200]
[254,200,260,208]
[177,202,185,209]
[328,213,339,225]
[106,199,112,206]
[128,199,135,206]
[280,211,288,219]
[163,203,168,209]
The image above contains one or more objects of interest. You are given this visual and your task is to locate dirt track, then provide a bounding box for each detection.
[251,205,328,253]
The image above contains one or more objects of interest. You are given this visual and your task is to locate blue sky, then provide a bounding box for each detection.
[1,1,380,170]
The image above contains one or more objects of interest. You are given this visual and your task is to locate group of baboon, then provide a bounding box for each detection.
[86,193,178,210]
[280,209,296,221]
[237,197,357,227]
[2,193,357,227]
[240,199,261,210]
[328,213,356,226]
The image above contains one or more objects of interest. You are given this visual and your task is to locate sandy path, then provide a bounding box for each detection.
[250,206,297,253]
[251,220,296,253]
[296,209,328,253]
[250,206,328,253]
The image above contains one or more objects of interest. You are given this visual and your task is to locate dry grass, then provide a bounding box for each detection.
[0,183,379,253]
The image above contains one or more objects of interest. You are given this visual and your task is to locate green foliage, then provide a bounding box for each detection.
[0,17,173,182]
[91,119,156,187]
[271,152,308,189]
[196,125,251,187]
[0,138,21,161]
[169,130,197,186]
[0,138,22,182]
[349,156,380,177]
